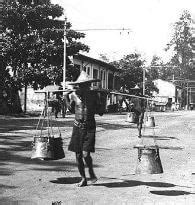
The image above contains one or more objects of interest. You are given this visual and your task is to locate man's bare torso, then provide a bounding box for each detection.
[70,90,97,121]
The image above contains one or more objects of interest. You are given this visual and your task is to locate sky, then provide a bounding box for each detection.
[51,0,195,64]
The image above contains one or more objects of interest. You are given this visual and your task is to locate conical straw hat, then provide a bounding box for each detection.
[69,70,100,85]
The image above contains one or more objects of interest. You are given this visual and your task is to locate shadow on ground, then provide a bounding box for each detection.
[150,190,195,196]
[50,176,102,185]
[50,177,81,184]
[156,115,182,119]
[93,178,176,188]
[0,118,74,133]
[0,185,17,197]
[0,154,78,176]
[142,135,179,140]
[0,114,137,134]
[0,198,37,205]
[0,184,17,189]
[97,122,137,130]
[0,167,14,176]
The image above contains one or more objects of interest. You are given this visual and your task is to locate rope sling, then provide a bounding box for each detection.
[31,92,65,160]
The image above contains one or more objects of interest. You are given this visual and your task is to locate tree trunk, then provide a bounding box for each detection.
[10,88,22,114]
[24,84,27,113]
[0,56,9,114]
[61,98,66,118]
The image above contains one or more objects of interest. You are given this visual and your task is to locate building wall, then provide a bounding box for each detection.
[153,79,176,104]
[19,87,45,111]
[73,56,119,91]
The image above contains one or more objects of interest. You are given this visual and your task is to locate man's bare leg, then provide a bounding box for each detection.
[138,112,144,138]
[83,152,97,183]
[76,153,87,187]
[138,123,142,138]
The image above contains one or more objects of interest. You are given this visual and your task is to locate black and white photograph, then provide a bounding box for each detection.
[0,0,194,204]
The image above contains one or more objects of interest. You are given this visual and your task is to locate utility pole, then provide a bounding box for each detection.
[62,15,67,118]
[172,74,175,82]
[186,82,189,110]
[143,67,145,96]
[63,15,67,90]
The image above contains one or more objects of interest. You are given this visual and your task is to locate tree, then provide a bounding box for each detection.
[112,53,143,92]
[148,55,173,81]
[3,0,89,112]
[148,55,161,80]
[111,53,157,96]
[165,10,194,108]
[166,10,194,79]
[99,53,110,63]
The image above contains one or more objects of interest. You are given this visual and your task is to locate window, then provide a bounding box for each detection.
[87,67,90,75]
[100,70,106,88]
[103,71,106,88]
[93,69,98,87]
[93,69,98,79]
[73,64,81,81]
[114,75,120,90]
[83,66,87,72]
[108,73,113,89]
[100,70,103,80]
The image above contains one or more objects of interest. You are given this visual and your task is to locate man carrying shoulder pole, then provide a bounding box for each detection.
[65,71,104,187]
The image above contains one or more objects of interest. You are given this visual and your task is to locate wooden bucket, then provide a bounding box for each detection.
[145,116,155,127]
[126,112,137,123]
[46,137,65,160]
[134,145,163,174]
[31,136,54,160]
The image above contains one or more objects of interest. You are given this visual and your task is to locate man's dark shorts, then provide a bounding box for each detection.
[68,119,96,153]
[132,108,144,125]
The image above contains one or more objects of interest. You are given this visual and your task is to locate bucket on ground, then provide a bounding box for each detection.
[145,116,155,127]
[134,145,163,174]
[126,112,137,123]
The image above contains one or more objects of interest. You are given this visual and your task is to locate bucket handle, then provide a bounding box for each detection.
[34,94,50,139]
[33,93,62,142]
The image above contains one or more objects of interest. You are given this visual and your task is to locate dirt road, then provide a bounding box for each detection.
[0,111,194,205]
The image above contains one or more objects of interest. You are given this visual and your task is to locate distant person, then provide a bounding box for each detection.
[171,103,176,111]
[65,71,104,187]
[49,92,61,118]
[122,99,127,111]
[129,97,147,138]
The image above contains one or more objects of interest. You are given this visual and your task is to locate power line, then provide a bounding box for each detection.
[53,28,132,33]
[74,28,132,32]
[149,65,179,68]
